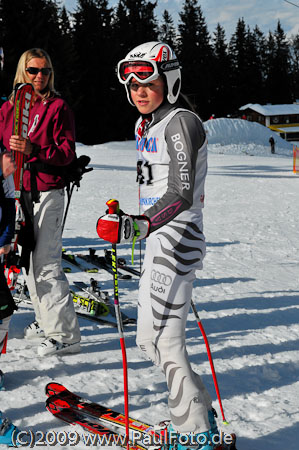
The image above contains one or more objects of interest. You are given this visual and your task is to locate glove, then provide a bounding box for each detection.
[97,212,150,244]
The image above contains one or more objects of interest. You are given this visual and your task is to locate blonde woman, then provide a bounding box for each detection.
[0,48,81,356]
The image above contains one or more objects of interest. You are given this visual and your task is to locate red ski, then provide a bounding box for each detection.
[12,83,34,198]
[45,382,237,449]
[46,382,166,448]
[4,83,34,289]
[46,393,148,450]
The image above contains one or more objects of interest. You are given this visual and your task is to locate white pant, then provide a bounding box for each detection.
[136,219,212,433]
[0,316,11,353]
[24,189,80,344]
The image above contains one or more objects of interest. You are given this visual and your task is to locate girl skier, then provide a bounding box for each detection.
[97,41,220,450]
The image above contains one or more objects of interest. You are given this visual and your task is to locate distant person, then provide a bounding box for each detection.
[0,48,81,357]
[97,41,229,450]
[0,151,19,445]
[269,136,275,154]
[209,114,215,120]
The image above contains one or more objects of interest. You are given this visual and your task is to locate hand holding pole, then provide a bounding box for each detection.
[106,199,130,448]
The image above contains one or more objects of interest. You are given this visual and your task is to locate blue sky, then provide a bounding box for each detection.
[63,0,299,39]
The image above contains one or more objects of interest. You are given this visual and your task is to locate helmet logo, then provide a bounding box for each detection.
[162,47,169,61]
[155,45,170,62]
[130,52,146,58]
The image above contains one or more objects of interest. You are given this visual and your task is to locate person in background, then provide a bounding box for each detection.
[97,42,229,450]
[0,48,81,357]
[0,151,19,445]
[269,135,275,154]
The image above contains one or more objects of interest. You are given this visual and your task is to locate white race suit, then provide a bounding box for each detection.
[136,101,212,434]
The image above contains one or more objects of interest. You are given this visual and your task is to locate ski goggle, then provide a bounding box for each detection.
[117,59,180,85]
[26,67,52,76]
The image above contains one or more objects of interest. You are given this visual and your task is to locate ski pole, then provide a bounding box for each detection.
[61,182,75,234]
[106,199,130,449]
[190,299,228,424]
[61,155,93,234]
[137,162,142,274]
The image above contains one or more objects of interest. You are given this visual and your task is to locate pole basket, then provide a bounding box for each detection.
[293,145,299,174]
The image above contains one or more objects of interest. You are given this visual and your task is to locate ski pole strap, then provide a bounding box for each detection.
[131,221,140,265]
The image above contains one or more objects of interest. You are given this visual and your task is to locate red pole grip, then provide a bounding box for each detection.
[106,199,119,215]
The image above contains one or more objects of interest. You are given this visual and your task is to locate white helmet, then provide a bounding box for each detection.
[117,41,181,106]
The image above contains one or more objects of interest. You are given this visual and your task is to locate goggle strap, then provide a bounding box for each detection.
[158,59,180,73]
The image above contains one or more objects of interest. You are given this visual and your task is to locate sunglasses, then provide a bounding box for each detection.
[26,67,52,76]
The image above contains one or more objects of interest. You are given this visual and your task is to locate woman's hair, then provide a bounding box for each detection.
[11,48,56,100]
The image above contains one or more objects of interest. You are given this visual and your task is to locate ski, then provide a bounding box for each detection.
[12,280,109,316]
[13,280,135,328]
[45,383,237,450]
[62,249,98,273]
[4,83,34,290]
[73,278,110,304]
[78,248,132,280]
[45,382,165,448]
[46,394,147,449]
[12,83,34,199]
[104,249,141,277]
[73,280,136,326]
[71,290,110,317]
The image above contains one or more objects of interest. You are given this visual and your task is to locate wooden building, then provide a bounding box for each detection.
[239,103,299,141]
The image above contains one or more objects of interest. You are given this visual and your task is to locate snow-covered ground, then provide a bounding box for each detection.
[2,119,299,449]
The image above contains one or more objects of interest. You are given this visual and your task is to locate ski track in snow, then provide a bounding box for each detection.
[1,119,299,449]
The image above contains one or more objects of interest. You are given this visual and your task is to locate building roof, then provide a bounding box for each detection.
[239,103,299,116]
[272,126,299,133]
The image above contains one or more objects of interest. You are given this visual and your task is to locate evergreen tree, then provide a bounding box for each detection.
[158,10,177,51]
[54,6,78,106]
[177,0,213,119]
[0,0,64,96]
[252,25,268,82]
[289,33,299,102]
[228,19,267,111]
[72,0,115,143]
[244,26,266,104]
[113,0,158,58]
[264,31,276,103]
[111,0,159,141]
[264,21,292,103]
[228,18,249,111]
[210,23,232,117]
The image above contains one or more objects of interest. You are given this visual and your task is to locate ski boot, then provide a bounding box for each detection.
[154,420,236,450]
[208,409,237,450]
[168,423,216,450]
[0,411,18,446]
[151,421,215,450]
[208,408,218,438]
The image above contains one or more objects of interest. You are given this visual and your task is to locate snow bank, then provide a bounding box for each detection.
[204,118,293,156]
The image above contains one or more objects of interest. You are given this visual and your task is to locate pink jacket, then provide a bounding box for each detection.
[0,94,76,191]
